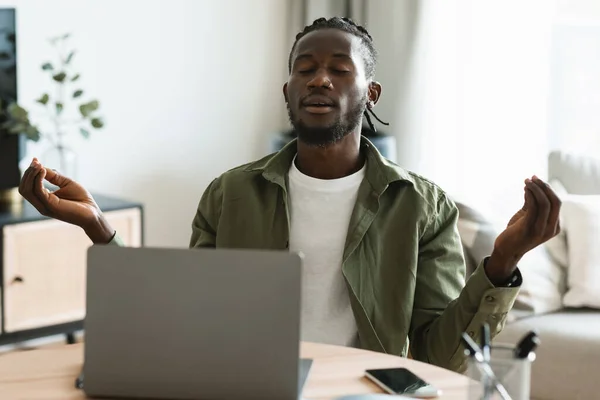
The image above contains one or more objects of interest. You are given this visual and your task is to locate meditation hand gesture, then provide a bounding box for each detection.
[485,175,562,283]
[19,158,115,243]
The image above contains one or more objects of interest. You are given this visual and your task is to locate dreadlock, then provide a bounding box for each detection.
[288,17,389,132]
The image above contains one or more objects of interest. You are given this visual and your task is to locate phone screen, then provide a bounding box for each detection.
[365,368,440,398]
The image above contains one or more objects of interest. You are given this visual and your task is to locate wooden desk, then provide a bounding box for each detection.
[0,342,470,399]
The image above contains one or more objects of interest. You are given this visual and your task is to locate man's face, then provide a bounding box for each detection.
[284,29,376,147]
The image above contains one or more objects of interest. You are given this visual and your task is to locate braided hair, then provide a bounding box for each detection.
[288,17,389,132]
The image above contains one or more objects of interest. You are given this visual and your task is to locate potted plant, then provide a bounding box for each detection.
[0,32,104,180]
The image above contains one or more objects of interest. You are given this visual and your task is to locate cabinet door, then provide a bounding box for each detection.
[2,208,141,333]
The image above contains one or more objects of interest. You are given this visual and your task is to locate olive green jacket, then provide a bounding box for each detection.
[110,137,519,372]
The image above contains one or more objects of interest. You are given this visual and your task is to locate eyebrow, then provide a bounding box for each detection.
[294,53,353,63]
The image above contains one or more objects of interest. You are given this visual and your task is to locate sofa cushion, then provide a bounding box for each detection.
[494,310,600,400]
[546,152,600,310]
[560,194,600,309]
[548,151,600,195]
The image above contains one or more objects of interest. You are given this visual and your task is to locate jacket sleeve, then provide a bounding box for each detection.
[408,193,520,372]
[106,232,126,246]
[189,178,222,248]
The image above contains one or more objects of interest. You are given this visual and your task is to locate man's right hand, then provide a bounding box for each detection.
[19,158,116,244]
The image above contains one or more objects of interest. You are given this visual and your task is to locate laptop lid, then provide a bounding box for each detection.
[83,245,303,400]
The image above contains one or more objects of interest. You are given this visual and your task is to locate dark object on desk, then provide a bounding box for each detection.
[514,330,540,359]
[0,193,143,347]
[364,367,442,398]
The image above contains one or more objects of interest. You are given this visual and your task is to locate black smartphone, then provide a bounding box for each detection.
[364,367,441,398]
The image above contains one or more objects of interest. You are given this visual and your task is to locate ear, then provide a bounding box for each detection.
[367,81,382,108]
[283,82,289,104]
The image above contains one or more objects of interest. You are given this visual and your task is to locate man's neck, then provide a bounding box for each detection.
[295,132,364,180]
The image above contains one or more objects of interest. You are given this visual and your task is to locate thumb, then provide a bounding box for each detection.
[43,167,71,188]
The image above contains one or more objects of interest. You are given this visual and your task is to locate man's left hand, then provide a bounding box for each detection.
[485,175,562,284]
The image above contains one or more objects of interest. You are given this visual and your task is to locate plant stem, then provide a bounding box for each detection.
[54,38,66,148]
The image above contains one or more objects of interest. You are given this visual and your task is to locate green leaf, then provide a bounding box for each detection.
[73,89,83,98]
[71,73,80,82]
[7,103,29,121]
[7,122,27,134]
[41,62,53,71]
[65,51,75,64]
[79,100,100,117]
[25,125,41,142]
[3,120,39,142]
[90,117,104,128]
[52,72,67,82]
[55,102,63,114]
[80,127,90,139]
[87,100,99,111]
[36,93,50,105]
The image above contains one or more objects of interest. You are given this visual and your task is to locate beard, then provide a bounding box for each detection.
[287,101,366,147]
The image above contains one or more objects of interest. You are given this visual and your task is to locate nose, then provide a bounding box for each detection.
[307,68,332,89]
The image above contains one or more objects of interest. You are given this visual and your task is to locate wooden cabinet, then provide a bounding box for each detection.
[0,194,143,345]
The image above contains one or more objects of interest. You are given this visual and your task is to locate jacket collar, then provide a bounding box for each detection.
[245,135,414,195]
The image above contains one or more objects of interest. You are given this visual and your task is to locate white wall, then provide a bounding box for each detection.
[367,0,557,222]
[1,0,291,247]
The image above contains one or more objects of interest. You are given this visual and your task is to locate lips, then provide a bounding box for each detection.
[301,95,336,114]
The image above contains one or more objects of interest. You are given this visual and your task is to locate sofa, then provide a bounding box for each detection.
[456,150,600,400]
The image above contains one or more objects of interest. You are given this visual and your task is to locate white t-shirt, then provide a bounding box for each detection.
[287,157,366,347]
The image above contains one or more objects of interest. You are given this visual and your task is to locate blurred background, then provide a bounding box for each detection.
[1,0,599,248]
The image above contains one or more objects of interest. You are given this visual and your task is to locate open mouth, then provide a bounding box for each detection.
[301,96,336,114]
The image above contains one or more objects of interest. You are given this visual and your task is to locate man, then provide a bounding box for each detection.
[18,17,561,373]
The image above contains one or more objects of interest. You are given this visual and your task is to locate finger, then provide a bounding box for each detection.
[32,168,52,215]
[523,185,537,227]
[44,167,71,188]
[18,159,39,197]
[19,167,33,196]
[25,168,50,215]
[526,178,551,238]
[532,175,562,237]
[522,182,534,211]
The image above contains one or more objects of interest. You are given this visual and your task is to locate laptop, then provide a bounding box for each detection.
[80,245,310,400]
